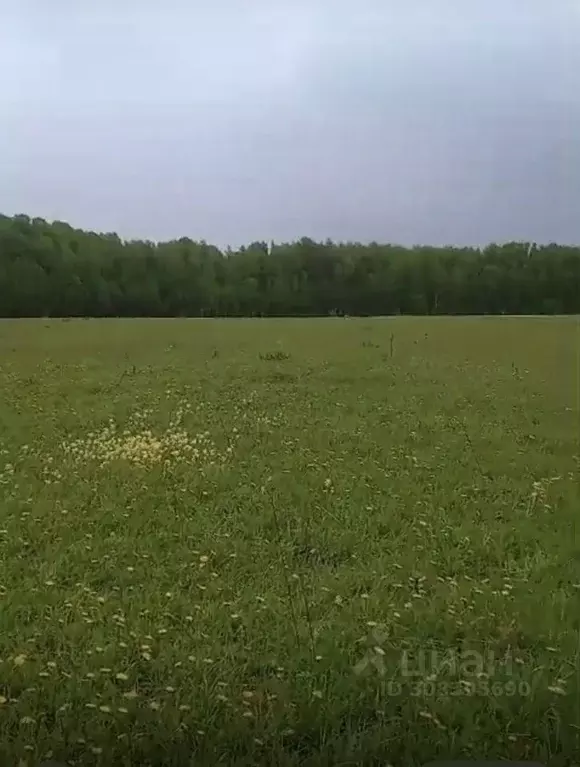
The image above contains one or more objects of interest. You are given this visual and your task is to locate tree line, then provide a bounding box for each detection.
[1,213,579,317]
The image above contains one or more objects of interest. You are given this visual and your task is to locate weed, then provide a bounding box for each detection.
[0,316,577,765]
[259,350,291,361]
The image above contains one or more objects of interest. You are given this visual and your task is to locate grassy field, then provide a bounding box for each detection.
[0,317,578,766]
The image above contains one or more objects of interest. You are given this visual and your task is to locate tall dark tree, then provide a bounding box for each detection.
[0,213,579,317]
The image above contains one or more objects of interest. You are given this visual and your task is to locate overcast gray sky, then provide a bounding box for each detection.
[1,0,579,249]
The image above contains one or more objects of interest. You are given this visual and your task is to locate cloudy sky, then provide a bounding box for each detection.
[1,0,579,248]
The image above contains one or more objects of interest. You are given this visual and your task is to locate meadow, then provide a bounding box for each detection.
[0,316,578,766]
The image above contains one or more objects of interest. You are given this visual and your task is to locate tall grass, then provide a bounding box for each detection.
[0,317,578,766]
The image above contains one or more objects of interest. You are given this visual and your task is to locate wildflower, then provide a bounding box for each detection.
[548,685,566,695]
[123,690,139,700]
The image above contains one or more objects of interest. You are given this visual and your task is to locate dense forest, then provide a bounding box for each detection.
[1,213,579,317]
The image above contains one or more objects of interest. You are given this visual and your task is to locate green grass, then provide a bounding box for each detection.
[0,316,578,766]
